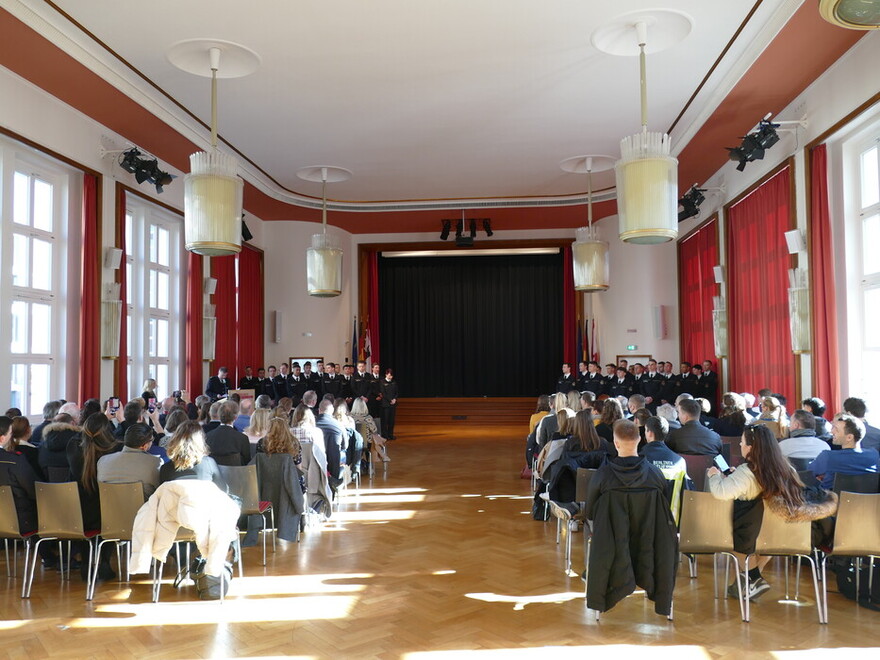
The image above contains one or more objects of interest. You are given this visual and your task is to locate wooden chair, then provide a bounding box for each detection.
[0,486,36,583]
[682,454,715,492]
[833,472,880,495]
[219,464,276,565]
[821,492,880,622]
[788,456,813,471]
[90,482,145,599]
[25,482,99,600]
[678,491,745,620]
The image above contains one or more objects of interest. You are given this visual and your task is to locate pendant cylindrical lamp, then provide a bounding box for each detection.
[184,151,243,256]
[572,227,610,291]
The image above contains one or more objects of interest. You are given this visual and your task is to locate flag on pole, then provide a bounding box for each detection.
[364,327,372,367]
[351,317,359,366]
[576,318,583,365]
[583,318,591,364]
[590,319,600,363]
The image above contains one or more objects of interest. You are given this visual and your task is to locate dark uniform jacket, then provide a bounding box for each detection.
[556,374,577,394]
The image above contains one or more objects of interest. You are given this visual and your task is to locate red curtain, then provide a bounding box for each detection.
[78,173,101,402]
[809,144,841,415]
[115,186,128,400]
[185,252,204,398]
[563,245,576,366]
[237,246,264,378]
[211,255,239,382]
[678,219,718,365]
[367,250,380,367]
[727,167,794,400]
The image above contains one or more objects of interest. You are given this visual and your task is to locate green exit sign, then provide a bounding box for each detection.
[626,344,638,351]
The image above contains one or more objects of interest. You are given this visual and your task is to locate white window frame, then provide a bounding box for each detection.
[0,137,76,418]
[125,194,185,401]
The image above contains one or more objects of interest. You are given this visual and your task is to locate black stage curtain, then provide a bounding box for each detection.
[378,253,562,397]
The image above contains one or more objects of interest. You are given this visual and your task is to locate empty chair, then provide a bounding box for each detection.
[219,464,276,566]
[89,481,145,599]
[25,482,99,599]
[821,492,880,622]
[746,512,824,623]
[0,485,36,582]
[833,472,880,495]
[678,491,745,619]
[682,455,715,492]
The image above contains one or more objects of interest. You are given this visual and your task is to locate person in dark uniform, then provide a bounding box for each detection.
[380,368,399,440]
[322,363,342,399]
[352,361,371,405]
[701,360,719,413]
[302,361,322,398]
[608,367,634,399]
[581,361,605,398]
[602,363,617,397]
[289,363,308,406]
[205,367,230,401]
[273,363,291,401]
[238,365,260,392]
[641,359,663,413]
[677,361,696,397]
[367,363,383,420]
[262,366,279,401]
[575,361,589,391]
[556,363,577,394]
[340,364,355,404]
[631,363,647,395]
[690,364,708,399]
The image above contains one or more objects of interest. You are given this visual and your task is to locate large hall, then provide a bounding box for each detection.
[1,1,879,658]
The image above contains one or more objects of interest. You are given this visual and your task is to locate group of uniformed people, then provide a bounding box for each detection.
[555,358,719,410]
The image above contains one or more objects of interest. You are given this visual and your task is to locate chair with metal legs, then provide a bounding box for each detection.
[678,491,746,620]
[89,482,146,599]
[745,511,824,623]
[0,486,36,584]
[151,527,242,603]
[821,492,880,623]
[219,464,276,565]
[25,482,99,600]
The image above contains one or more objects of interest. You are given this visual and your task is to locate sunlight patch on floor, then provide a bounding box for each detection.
[344,487,427,496]
[338,494,426,504]
[403,644,712,659]
[332,510,416,522]
[772,650,880,659]
[228,572,372,597]
[465,591,584,611]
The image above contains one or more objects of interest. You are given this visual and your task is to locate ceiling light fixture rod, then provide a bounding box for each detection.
[586,157,594,239]
[637,21,649,131]
[209,47,220,149]
[321,167,328,234]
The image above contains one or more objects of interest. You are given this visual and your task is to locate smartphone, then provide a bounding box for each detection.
[147,397,157,413]
[109,397,120,413]
[714,454,733,475]
[172,390,182,399]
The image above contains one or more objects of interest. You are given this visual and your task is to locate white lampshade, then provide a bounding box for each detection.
[712,308,728,358]
[101,300,122,359]
[788,286,811,354]
[616,131,678,244]
[572,227,609,291]
[307,233,343,297]
[184,151,243,256]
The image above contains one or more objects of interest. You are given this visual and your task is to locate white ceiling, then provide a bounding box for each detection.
[45,0,795,203]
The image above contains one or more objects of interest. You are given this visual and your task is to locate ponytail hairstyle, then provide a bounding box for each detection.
[79,414,118,493]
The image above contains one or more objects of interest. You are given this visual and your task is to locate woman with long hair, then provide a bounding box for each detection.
[565,409,613,458]
[551,408,576,441]
[7,416,42,478]
[78,398,103,426]
[708,424,836,600]
[530,395,551,435]
[595,398,624,443]
[244,408,273,445]
[753,396,789,439]
[715,392,748,436]
[159,420,224,487]
[351,398,390,464]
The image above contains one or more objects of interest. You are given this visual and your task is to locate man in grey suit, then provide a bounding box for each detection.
[666,398,722,456]
[315,399,346,491]
[97,424,162,497]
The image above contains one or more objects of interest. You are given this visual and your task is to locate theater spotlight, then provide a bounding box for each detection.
[117,147,175,193]
[726,119,781,171]
[483,219,493,237]
[119,148,141,174]
[455,219,463,239]
[440,219,451,241]
[677,185,706,222]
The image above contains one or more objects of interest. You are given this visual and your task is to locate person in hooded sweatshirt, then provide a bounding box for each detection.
[37,413,80,477]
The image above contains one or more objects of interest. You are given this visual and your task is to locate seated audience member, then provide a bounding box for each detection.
[595,398,624,444]
[565,390,582,415]
[809,413,880,490]
[715,392,749,437]
[708,425,837,600]
[351,398,390,464]
[655,403,681,430]
[742,392,759,419]
[564,409,614,460]
[97,423,163,498]
[551,408,576,441]
[752,396,789,439]
[205,401,251,467]
[525,395,552,467]
[315,399,346,490]
[695,398,719,430]
[276,397,294,424]
[203,401,223,433]
[291,404,325,447]
[802,396,833,439]
[633,408,651,444]
[31,400,62,446]
[580,391,596,411]
[233,398,254,433]
[59,401,80,422]
[842,397,880,452]
[334,400,364,474]
[4,408,22,417]
[0,416,40,532]
[666,398,722,456]
[778,410,830,461]
[641,416,687,479]
[196,400,212,425]
[159,420,225,487]
[537,393,568,449]
[161,409,189,447]
[302,390,319,416]
[37,413,80,475]
[78,399,102,426]
[584,419,677,616]
[254,394,272,410]
[627,394,646,419]
[243,408,273,450]
[7,416,42,479]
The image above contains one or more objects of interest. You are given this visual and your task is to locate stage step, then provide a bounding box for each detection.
[395,397,536,426]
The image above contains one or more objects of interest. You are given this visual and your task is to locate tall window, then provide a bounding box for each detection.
[1,143,73,416]
[857,139,880,404]
[125,196,185,400]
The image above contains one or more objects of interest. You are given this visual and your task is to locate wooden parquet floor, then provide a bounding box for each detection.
[1,424,879,659]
